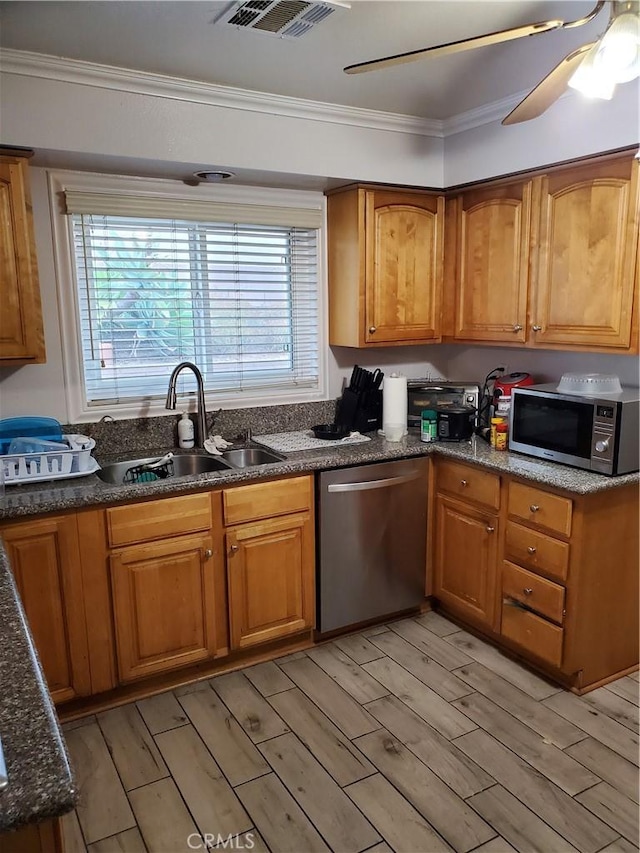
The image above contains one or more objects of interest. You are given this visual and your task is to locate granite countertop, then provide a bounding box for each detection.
[0,543,76,832]
[0,432,637,521]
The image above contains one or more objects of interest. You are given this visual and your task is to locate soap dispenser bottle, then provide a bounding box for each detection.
[178,412,195,449]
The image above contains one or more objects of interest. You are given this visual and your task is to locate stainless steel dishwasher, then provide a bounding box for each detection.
[317,457,428,633]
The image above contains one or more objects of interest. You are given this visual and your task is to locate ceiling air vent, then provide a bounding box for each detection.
[213,0,349,39]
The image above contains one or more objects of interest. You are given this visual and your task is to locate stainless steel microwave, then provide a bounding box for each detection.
[407,381,480,429]
[509,384,639,476]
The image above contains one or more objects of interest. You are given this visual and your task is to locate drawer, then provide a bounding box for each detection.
[504,521,570,582]
[502,561,565,623]
[501,601,564,669]
[508,482,572,537]
[107,493,212,547]
[437,460,500,510]
[223,475,312,526]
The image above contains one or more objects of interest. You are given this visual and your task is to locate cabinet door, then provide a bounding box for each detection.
[110,533,217,682]
[433,494,498,629]
[451,181,532,343]
[365,190,444,344]
[227,512,314,650]
[2,516,91,703]
[532,157,639,349]
[0,157,45,363]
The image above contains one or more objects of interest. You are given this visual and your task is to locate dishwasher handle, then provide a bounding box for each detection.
[327,469,423,493]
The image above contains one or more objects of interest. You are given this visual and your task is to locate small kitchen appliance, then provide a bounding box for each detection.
[436,406,476,441]
[493,372,534,411]
[509,383,639,475]
[407,380,480,429]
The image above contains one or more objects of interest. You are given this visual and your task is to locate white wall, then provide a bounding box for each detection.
[445,85,640,186]
[440,344,640,388]
[0,69,444,188]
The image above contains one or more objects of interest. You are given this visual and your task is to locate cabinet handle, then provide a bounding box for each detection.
[203,549,213,559]
[513,324,523,332]
[486,526,495,533]
[229,544,239,554]
[532,325,542,332]
[369,326,377,334]
[460,479,468,487]
[523,587,533,596]
[527,546,537,554]
[529,504,540,513]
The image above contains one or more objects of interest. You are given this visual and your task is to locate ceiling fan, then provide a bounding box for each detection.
[343,1,640,124]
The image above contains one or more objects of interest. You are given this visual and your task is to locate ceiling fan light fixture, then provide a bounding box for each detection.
[568,42,616,99]
[595,11,640,80]
[569,8,639,97]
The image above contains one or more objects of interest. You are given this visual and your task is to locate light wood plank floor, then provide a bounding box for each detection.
[61,615,640,853]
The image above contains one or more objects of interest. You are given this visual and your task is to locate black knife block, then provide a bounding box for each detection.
[337,389,382,433]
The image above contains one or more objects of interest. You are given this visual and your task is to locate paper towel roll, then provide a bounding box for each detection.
[382,373,408,436]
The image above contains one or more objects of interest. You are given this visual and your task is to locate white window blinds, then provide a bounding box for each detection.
[68,209,320,406]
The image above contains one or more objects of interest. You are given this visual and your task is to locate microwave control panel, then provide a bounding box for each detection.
[591,402,618,465]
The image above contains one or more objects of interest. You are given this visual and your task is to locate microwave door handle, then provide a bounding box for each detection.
[327,471,422,493]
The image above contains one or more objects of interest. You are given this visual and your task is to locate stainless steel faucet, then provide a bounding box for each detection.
[166,362,208,447]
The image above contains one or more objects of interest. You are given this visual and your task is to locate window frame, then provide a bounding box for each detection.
[48,170,328,423]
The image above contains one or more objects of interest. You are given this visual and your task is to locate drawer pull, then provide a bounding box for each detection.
[532,325,542,332]
[523,587,533,596]
[513,324,523,332]
[229,544,239,554]
[527,546,537,554]
[204,549,213,559]
[529,504,540,513]
[486,525,495,534]
[460,479,468,487]
[369,326,377,334]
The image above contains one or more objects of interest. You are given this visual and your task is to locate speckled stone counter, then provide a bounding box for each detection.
[0,432,637,521]
[0,543,76,832]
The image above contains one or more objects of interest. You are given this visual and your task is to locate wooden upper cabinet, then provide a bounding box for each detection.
[2,515,91,703]
[327,186,444,347]
[0,154,45,364]
[446,180,532,343]
[443,153,639,353]
[531,156,639,350]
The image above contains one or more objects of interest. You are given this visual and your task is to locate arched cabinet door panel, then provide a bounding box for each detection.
[532,157,639,350]
[450,180,532,343]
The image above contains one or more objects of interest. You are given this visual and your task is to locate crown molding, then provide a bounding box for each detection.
[0,49,445,139]
[442,86,581,135]
[442,90,529,135]
[3,48,583,139]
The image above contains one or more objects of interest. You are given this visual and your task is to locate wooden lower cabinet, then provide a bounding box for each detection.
[110,533,218,682]
[0,818,63,853]
[227,511,315,650]
[431,459,639,692]
[433,494,498,629]
[1,516,91,703]
[1,474,317,704]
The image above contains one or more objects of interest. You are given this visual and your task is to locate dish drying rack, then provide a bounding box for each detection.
[1,435,97,485]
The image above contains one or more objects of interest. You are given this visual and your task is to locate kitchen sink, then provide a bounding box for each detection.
[221,447,285,468]
[96,453,232,484]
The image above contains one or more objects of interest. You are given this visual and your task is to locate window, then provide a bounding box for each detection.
[52,173,325,419]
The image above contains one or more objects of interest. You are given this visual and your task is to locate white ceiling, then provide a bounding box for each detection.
[0,0,612,120]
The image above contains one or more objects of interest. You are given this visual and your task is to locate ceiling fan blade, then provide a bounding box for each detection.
[501,43,595,125]
[344,20,564,75]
